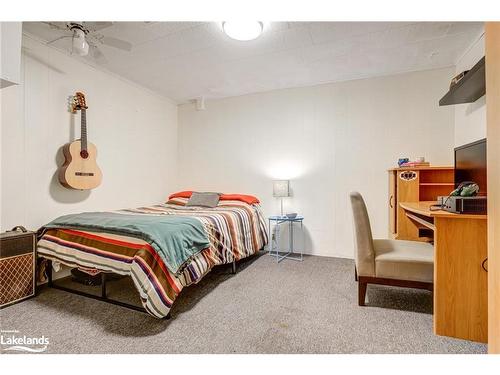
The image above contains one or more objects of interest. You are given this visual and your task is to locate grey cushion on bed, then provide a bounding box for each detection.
[186,192,221,208]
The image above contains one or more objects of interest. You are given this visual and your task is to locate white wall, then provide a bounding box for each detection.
[177,68,455,258]
[0,35,178,231]
[454,31,486,147]
[0,34,461,260]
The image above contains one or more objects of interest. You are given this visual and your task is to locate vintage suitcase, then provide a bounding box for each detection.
[0,226,36,308]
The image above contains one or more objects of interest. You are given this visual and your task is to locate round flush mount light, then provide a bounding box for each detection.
[222,21,264,41]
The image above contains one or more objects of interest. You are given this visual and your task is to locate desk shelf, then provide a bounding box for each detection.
[418,169,454,201]
[389,166,453,241]
[419,182,454,186]
[419,184,454,201]
[405,211,436,231]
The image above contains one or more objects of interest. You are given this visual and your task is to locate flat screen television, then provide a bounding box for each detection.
[454,138,487,196]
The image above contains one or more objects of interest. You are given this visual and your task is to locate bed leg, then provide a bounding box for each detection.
[47,259,53,287]
[101,273,107,298]
[231,260,237,274]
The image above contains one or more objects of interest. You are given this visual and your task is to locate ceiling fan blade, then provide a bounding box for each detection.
[89,44,108,64]
[44,22,69,31]
[47,35,72,45]
[84,22,113,32]
[100,36,132,51]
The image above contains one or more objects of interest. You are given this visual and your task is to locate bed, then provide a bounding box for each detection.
[36,192,268,318]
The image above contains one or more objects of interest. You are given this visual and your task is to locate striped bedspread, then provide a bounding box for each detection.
[37,197,268,318]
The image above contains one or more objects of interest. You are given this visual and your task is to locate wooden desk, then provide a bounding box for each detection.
[400,201,488,343]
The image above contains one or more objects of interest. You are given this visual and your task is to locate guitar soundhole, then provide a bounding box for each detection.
[80,150,89,159]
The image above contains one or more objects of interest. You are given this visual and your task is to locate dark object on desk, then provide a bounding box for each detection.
[0,226,36,308]
[450,181,479,197]
[286,213,298,219]
[444,138,488,215]
[438,195,487,215]
[455,139,487,195]
[439,56,485,106]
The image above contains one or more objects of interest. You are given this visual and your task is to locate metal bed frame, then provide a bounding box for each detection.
[45,258,237,318]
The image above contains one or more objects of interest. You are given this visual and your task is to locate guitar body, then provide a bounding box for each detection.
[58,92,102,190]
[59,140,102,190]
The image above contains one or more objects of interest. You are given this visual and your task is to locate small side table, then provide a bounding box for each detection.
[268,216,304,263]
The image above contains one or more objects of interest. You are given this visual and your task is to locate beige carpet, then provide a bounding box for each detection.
[0,254,487,354]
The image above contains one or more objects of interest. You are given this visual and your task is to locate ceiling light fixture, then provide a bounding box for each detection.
[71,27,89,56]
[222,21,264,41]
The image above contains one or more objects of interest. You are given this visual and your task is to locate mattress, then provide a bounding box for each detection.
[37,197,268,318]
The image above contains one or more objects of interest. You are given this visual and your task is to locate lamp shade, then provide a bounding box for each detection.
[273,180,290,197]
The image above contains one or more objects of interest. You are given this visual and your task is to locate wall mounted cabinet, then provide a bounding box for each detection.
[439,57,485,106]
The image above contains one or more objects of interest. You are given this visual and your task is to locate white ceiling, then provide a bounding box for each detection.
[22,22,483,103]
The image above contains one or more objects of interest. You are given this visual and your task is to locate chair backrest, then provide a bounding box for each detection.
[349,192,375,277]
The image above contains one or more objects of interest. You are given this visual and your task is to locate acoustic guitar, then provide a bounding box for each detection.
[59,92,102,190]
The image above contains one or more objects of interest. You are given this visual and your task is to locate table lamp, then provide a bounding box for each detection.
[273,180,290,217]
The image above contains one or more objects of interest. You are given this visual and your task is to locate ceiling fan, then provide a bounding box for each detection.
[44,22,132,64]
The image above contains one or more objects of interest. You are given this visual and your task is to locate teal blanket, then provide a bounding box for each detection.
[43,212,210,274]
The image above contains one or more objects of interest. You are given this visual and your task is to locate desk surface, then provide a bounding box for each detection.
[399,201,487,220]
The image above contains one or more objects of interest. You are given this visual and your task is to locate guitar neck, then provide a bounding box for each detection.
[81,108,87,151]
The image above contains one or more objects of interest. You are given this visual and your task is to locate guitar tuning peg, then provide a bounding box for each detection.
[67,95,77,113]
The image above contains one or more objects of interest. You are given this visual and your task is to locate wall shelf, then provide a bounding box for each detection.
[439,57,485,106]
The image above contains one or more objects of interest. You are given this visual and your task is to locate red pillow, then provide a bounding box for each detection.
[168,191,193,199]
[168,191,260,205]
[221,194,260,205]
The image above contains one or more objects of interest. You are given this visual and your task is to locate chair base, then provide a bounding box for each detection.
[357,275,433,306]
